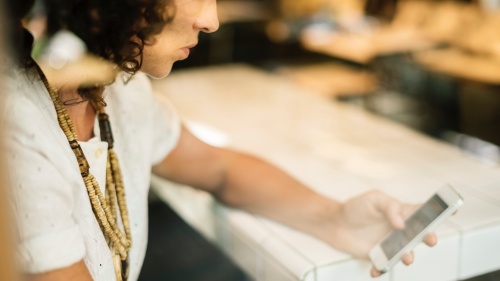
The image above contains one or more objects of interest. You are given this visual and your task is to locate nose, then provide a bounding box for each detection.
[194,0,219,33]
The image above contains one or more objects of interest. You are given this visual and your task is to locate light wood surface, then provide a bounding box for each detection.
[151,64,500,281]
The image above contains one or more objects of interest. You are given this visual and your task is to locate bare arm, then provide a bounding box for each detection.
[29,260,93,281]
[152,126,340,241]
[153,125,436,275]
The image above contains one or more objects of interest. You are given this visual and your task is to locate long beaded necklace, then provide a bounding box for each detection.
[34,63,132,281]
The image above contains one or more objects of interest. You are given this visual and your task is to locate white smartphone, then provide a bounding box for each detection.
[369,185,463,273]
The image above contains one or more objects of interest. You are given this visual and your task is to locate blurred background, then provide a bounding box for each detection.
[178,0,500,166]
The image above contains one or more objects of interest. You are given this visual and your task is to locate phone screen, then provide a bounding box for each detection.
[381,194,448,259]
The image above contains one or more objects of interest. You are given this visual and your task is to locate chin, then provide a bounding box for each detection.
[141,63,174,79]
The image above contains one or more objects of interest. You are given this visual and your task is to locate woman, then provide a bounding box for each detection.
[4,0,435,280]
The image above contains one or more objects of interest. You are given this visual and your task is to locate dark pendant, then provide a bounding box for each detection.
[98,113,114,148]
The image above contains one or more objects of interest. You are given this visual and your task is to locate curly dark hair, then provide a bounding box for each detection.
[46,0,174,74]
[8,0,174,103]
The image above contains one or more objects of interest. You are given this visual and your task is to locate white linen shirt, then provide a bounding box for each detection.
[3,67,181,281]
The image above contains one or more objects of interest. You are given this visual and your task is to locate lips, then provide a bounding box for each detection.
[181,48,190,58]
[180,43,197,59]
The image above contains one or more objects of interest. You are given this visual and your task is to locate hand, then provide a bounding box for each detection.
[325,190,437,277]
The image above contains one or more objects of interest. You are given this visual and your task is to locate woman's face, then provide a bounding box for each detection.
[140,0,219,78]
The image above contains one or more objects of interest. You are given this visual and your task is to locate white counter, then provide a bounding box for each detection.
[150,64,500,281]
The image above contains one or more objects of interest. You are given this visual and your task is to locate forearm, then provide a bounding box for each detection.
[213,150,342,243]
[153,126,342,246]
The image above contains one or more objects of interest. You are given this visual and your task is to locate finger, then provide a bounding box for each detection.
[401,252,414,265]
[370,267,382,277]
[423,233,437,247]
[385,201,405,229]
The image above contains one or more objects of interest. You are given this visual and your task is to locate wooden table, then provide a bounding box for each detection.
[150,64,500,281]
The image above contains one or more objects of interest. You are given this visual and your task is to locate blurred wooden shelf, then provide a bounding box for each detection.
[300,27,436,64]
[414,48,500,85]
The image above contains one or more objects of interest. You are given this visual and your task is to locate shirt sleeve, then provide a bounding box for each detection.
[3,93,86,273]
[150,91,181,165]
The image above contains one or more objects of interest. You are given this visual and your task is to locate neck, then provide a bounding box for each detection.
[60,88,96,141]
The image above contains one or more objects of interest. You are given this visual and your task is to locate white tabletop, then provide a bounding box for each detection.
[150,64,500,281]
